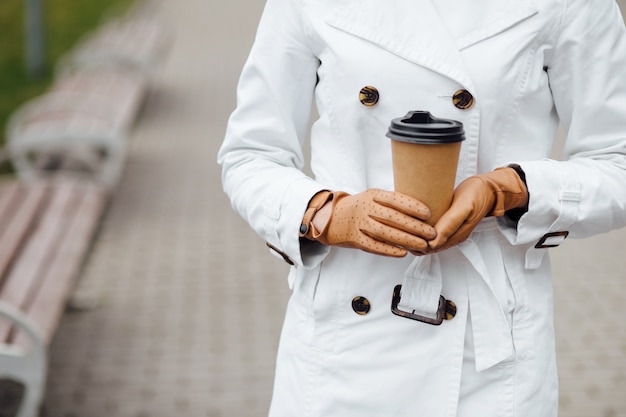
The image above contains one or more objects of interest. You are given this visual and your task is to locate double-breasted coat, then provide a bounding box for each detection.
[218,0,626,415]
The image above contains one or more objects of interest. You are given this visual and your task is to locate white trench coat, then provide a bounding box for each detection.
[218,0,626,416]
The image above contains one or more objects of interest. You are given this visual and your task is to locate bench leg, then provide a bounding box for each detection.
[8,135,126,190]
[0,303,47,417]
[0,379,26,417]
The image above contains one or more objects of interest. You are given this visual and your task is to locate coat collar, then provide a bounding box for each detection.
[326,0,538,92]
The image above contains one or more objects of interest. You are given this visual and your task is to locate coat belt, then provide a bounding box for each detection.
[399,219,514,372]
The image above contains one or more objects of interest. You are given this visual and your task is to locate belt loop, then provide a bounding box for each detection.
[397,255,444,319]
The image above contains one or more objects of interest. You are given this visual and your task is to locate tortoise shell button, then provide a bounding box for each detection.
[452,89,474,110]
[445,299,457,320]
[359,86,379,106]
[352,296,371,315]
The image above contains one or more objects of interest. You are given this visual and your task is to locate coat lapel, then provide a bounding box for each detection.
[326,0,475,90]
[440,0,539,50]
[326,0,538,90]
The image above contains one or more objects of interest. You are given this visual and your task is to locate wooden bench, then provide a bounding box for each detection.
[0,178,107,417]
[6,67,146,189]
[5,11,168,192]
[56,17,169,78]
[51,67,146,130]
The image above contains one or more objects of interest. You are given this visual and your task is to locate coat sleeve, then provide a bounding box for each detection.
[217,0,329,267]
[502,0,626,256]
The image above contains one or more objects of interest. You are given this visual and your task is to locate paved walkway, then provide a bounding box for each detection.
[42,0,626,416]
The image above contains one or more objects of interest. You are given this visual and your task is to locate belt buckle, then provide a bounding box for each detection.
[535,231,569,249]
[391,284,456,326]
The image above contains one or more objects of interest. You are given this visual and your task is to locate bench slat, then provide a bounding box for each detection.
[15,183,106,346]
[0,183,23,273]
[0,183,76,342]
[0,183,49,284]
[0,182,20,235]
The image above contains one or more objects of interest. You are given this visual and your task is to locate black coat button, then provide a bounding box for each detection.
[452,89,474,109]
[352,296,371,315]
[359,86,379,106]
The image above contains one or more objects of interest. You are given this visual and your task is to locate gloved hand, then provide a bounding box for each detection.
[306,189,436,257]
[428,167,528,252]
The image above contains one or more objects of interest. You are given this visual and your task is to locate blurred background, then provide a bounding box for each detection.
[0,0,135,167]
[1,0,625,416]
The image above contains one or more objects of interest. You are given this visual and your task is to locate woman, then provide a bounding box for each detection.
[218,0,626,415]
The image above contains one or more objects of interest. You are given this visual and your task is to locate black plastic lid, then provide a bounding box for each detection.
[386,111,465,144]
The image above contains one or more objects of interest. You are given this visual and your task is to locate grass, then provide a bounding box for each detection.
[0,0,136,170]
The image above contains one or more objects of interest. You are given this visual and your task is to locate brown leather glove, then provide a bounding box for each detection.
[428,167,528,252]
[304,189,436,257]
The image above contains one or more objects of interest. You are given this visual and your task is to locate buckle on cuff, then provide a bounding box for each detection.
[391,285,456,326]
[535,231,569,249]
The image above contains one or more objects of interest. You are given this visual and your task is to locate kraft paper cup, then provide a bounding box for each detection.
[386,111,465,225]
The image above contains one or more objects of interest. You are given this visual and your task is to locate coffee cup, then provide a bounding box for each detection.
[386,111,465,225]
